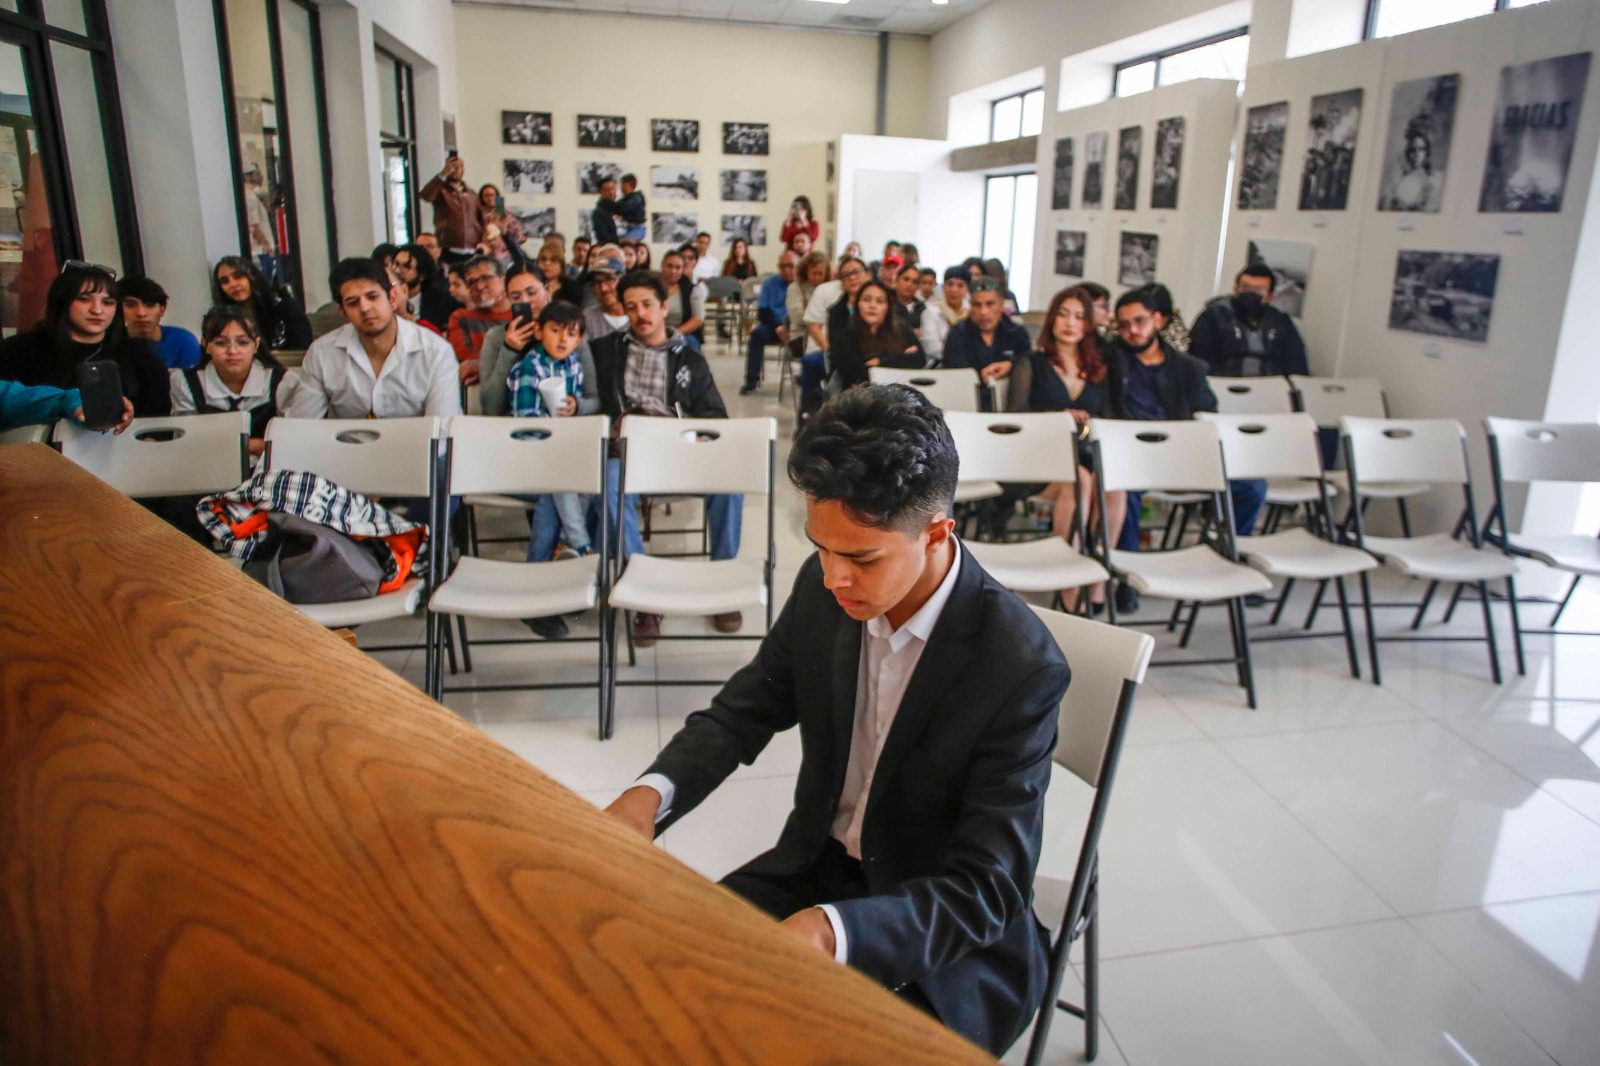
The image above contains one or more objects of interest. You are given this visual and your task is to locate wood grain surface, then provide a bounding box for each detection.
[0,445,992,1065]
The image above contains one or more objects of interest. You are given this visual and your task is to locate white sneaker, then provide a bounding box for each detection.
[554,544,579,560]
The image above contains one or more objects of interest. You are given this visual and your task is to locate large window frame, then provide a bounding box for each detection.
[989,87,1044,143]
[1112,26,1249,98]
[979,170,1037,313]
[376,44,417,245]
[1363,0,1535,40]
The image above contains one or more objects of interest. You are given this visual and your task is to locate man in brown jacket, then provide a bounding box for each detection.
[419,154,485,265]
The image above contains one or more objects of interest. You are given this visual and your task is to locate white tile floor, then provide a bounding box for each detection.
[367,343,1600,1065]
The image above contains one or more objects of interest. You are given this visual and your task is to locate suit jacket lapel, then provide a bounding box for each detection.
[829,613,862,798]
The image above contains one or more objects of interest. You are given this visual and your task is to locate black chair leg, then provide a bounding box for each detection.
[624,609,637,667]
[1397,497,1414,538]
[455,615,472,674]
[1442,582,1467,624]
[1411,580,1439,630]
[1158,504,1179,551]
[1269,577,1296,626]
[1084,885,1099,1062]
[442,615,459,675]
[1334,576,1361,679]
[1550,574,1582,626]
[1232,596,1258,709]
[1166,598,1185,633]
[1303,579,1328,630]
[1358,569,1382,686]
[1179,600,1202,648]
[1476,580,1503,684]
[602,607,619,740]
[1506,575,1526,677]
[1024,908,1075,1066]
[424,612,440,700]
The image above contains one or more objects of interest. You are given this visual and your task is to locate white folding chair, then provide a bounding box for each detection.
[1087,418,1272,706]
[1342,416,1522,684]
[1198,413,1379,678]
[702,275,743,344]
[428,415,616,734]
[1023,607,1154,1066]
[1,423,52,445]
[1292,375,1426,533]
[1210,375,1294,415]
[869,367,998,504]
[54,411,250,496]
[944,411,1109,605]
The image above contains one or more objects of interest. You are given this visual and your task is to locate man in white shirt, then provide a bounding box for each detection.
[689,231,719,283]
[919,267,970,366]
[606,385,1069,1056]
[286,258,462,420]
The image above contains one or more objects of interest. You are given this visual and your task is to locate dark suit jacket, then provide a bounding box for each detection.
[647,548,1070,1054]
[1105,339,1218,421]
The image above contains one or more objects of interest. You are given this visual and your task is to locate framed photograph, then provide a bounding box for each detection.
[1376,74,1458,213]
[1118,231,1159,286]
[651,118,699,153]
[1245,238,1313,318]
[1051,137,1073,211]
[652,212,699,245]
[720,168,767,202]
[502,159,553,195]
[577,114,626,149]
[723,122,769,156]
[577,210,595,242]
[721,214,768,247]
[1082,132,1107,210]
[509,206,557,239]
[1115,126,1141,211]
[577,161,624,195]
[1238,101,1289,209]
[1299,89,1363,210]
[1479,52,1591,213]
[501,110,551,146]
[1388,250,1499,342]
[651,165,699,201]
[1055,230,1086,277]
[1151,117,1184,209]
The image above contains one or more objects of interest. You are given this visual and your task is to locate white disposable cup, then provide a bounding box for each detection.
[537,377,568,414]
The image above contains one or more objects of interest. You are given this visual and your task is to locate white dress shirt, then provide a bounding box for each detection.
[802,280,844,353]
[691,256,719,283]
[920,300,968,365]
[284,319,462,419]
[168,362,292,417]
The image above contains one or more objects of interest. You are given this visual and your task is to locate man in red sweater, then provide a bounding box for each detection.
[446,255,513,386]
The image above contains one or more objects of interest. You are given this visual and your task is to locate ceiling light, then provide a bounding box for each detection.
[802,0,851,5]
[932,0,949,5]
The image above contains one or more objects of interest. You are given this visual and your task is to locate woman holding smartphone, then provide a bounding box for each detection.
[779,196,820,248]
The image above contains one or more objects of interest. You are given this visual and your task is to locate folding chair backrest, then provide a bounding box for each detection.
[1290,376,1387,427]
[621,415,775,496]
[1485,417,1600,485]
[0,423,51,445]
[445,415,609,495]
[1029,605,1154,788]
[1088,418,1227,493]
[264,416,438,498]
[868,366,979,413]
[1197,412,1323,481]
[1211,375,1294,415]
[54,411,250,497]
[1342,416,1467,486]
[703,276,742,300]
[945,410,1079,484]
[740,276,764,301]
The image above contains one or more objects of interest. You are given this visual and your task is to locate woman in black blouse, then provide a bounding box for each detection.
[829,280,925,390]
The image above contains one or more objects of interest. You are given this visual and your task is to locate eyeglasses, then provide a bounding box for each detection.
[62,259,117,280]
[207,336,258,351]
[838,268,866,280]
[466,273,500,287]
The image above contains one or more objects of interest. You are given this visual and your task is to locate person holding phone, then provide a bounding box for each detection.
[476,183,525,268]
[477,262,598,419]
[0,377,132,432]
[780,196,820,248]
[419,154,486,264]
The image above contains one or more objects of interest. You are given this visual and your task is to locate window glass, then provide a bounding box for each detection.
[1009,173,1037,312]
[982,175,1015,264]
[1371,0,1496,38]
[223,0,295,292]
[991,94,1022,142]
[383,144,411,245]
[278,1,330,309]
[0,39,55,333]
[376,50,402,138]
[50,43,119,273]
[1020,89,1044,137]
[1115,60,1156,99]
[1158,33,1251,86]
[1502,0,1549,7]
[40,0,87,34]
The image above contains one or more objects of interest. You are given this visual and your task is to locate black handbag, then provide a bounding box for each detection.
[243,512,386,604]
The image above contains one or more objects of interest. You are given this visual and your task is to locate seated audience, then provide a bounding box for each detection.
[881,239,902,264]
[830,280,925,389]
[476,183,525,268]
[788,230,814,259]
[920,267,968,365]
[1187,262,1307,377]
[591,178,622,245]
[286,257,461,419]
[723,238,759,281]
[447,255,514,383]
[1141,282,1191,352]
[899,242,921,267]
[568,237,591,278]
[394,242,459,331]
[446,261,472,309]
[780,196,820,248]
[479,265,598,418]
[120,275,200,370]
[593,270,743,644]
[371,243,400,275]
[0,376,131,432]
[742,249,795,395]
[419,155,486,265]
[170,305,291,458]
[962,256,985,284]
[917,266,937,303]
[982,258,1020,316]
[416,232,441,262]
[659,249,708,350]
[621,242,639,271]
[788,252,828,330]
[580,245,631,342]
[875,255,902,289]
[941,276,1028,392]
[212,255,312,350]
[634,244,652,270]
[841,241,864,261]
[535,240,583,306]
[691,232,719,283]
[1079,281,1113,344]
[798,255,869,416]
[892,263,925,335]
[0,263,170,415]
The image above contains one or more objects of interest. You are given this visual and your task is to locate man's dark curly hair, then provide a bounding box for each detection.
[788,384,959,532]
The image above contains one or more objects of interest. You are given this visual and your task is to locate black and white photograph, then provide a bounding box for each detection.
[576,211,595,242]
[1479,51,1592,213]
[651,165,699,201]
[502,158,553,195]
[1051,137,1074,211]
[1299,88,1362,210]
[577,114,626,149]
[1118,231,1159,286]
[1115,126,1141,211]
[1376,74,1458,213]
[1055,230,1086,277]
[1082,131,1107,210]
[1246,237,1314,318]
[721,214,767,247]
[720,168,767,202]
[1388,250,1499,342]
[652,212,698,245]
[501,110,552,146]
[1151,116,1184,209]
[651,118,700,153]
[577,161,624,195]
[723,122,769,156]
[1238,101,1289,209]
[510,206,557,240]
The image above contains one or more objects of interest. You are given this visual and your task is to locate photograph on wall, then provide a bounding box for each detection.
[577,211,595,242]
[502,110,552,146]
[1238,101,1289,209]
[723,122,769,156]
[1299,89,1362,210]
[1118,231,1159,286]
[651,165,699,201]
[577,114,626,149]
[721,168,767,202]
[651,118,700,153]
[1479,52,1591,213]
[1115,126,1141,211]
[1051,137,1074,210]
[1245,237,1314,318]
[1151,116,1184,209]
[1082,131,1108,209]
[721,214,768,247]
[503,159,553,195]
[1376,74,1458,213]
[577,161,624,195]
[1388,250,1499,343]
[510,206,557,239]
[1055,230,1087,277]
[652,212,699,245]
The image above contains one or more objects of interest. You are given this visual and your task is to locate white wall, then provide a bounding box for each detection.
[835,134,985,273]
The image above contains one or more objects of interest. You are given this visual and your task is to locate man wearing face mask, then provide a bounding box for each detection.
[1187,262,1308,378]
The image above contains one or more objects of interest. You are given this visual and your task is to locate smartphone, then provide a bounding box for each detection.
[511,301,533,325]
[448,148,459,159]
[75,360,124,429]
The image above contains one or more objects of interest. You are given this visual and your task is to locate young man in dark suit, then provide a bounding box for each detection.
[606,385,1071,1055]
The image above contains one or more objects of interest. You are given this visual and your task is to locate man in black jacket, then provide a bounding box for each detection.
[607,384,1069,1056]
[940,277,1030,408]
[592,269,739,644]
[1187,262,1309,378]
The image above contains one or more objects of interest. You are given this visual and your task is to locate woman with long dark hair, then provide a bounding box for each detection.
[211,255,312,350]
[829,280,924,389]
[534,240,583,306]
[722,238,758,280]
[780,196,819,248]
[169,305,289,458]
[477,183,525,267]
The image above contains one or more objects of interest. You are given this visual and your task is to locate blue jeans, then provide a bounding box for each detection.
[623,224,647,242]
[1230,478,1267,536]
[745,322,782,385]
[525,492,592,562]
[603,456,742,561]
[798,351,827,413]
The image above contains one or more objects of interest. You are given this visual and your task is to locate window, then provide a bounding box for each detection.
[990,87,1044,142]
[1114,27,1250,98]
[980,172,1037,313]
[375,46,416,245]
[1365,0,1543,39]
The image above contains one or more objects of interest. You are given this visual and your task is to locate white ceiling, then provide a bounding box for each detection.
[454,0,989,37]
